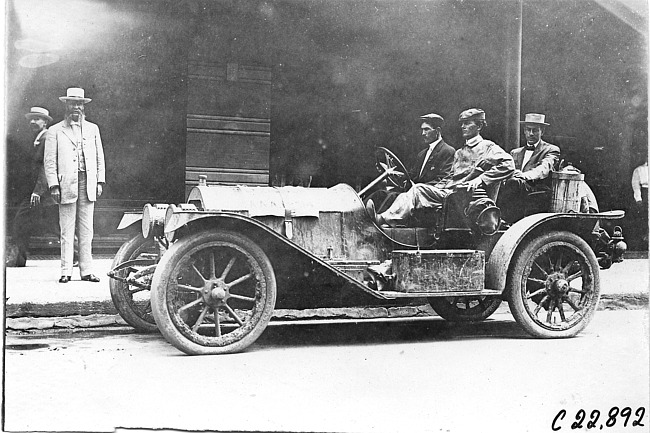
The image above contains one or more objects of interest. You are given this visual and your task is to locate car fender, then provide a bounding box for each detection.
[485,211,624,293]
[117,211,143,230]
[165,210,388,299]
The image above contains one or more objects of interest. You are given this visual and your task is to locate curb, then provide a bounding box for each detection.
[6,293,648,332]
[599,293,650,310]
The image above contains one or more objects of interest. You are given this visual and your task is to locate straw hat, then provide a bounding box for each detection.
[59,87,92,103]
[520,113,549,126]
[24,106,53,122]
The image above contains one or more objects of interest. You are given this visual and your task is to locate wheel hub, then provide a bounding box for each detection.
[203,280,228,306]
[545,273,569,298]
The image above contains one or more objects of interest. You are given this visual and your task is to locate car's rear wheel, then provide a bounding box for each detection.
[109,234,159,332]
[428,296,502,322]
[507,231,600,338]
[151,230,276,355]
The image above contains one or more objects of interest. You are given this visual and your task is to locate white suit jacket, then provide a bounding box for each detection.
[44,118,106,204]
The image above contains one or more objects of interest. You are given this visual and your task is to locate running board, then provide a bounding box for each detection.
[376,289,502,299]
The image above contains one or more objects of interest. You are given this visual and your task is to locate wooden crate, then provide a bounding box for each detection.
[392,250,484,293]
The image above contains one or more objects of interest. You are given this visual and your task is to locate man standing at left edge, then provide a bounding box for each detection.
[45,87,105,283]
[9,107,54,266]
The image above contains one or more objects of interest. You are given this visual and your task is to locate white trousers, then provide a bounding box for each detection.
[380,184,451,226]
[59,172,94,276]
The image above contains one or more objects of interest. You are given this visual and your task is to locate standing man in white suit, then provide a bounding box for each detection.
[45,87,106,283]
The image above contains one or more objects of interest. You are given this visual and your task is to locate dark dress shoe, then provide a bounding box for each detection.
[366,199,389,226]
[81,274,100,282]
[59,276,71,283]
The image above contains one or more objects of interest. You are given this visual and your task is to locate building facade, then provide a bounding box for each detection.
[5,0,648,248]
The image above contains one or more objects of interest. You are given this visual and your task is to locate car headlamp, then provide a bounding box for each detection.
[142,204,169,239]
[163,204,179,242]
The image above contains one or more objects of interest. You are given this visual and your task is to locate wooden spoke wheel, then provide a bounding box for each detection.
[151,230,276,355]
[109,234,159,332]
[428,296,502,322]
[507,231,600,338]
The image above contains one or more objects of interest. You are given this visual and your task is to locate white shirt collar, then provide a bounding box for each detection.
[428,136,443,151]
[465,134,483,147]
[526,139,541,150]
[66,116,84,127]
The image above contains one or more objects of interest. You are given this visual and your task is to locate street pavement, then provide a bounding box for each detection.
[4,310,649,432]
[4,255,649,331]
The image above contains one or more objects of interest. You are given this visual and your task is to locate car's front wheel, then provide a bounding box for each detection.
[151,230,276,355]
[109,234,159,332]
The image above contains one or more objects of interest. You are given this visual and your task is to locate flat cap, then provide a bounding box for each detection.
[419,113,444,128]
[458,108,486,122]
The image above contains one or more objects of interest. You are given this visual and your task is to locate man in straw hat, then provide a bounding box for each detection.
[499,113,560,222]
[44,87,106,283]
[8,107,55,266]
[370,108,514,227]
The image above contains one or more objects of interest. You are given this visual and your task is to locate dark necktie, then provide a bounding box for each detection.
[525,144,535,151]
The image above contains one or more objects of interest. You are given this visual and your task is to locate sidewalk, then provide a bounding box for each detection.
[4,256,649,331]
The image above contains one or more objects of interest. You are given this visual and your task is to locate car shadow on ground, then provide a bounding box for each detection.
[5,317,535,355]
[253,317,533,350]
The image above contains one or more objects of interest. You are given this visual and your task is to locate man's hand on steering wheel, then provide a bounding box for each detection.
[375,147,413,192]
[360,147,413,199]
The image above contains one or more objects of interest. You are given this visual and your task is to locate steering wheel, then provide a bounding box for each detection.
[375,147,413,192]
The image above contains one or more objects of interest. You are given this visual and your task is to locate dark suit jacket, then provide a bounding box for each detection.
[31,129,51,198]
[510,139,560,187]
[409,139,455,185]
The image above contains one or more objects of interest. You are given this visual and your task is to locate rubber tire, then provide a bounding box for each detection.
[109,234,159,332]
[507,231,600,338]
[429,296,502,322]
[151,230,276,355]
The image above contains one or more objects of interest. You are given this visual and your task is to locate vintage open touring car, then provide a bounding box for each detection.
[108,147,626,355]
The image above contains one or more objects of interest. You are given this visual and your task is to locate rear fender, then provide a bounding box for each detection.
[486,211,624,293]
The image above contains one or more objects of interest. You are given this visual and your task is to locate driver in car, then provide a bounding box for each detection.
[409,113,456,186]
[366,113,454,222]
[369,108,514,227]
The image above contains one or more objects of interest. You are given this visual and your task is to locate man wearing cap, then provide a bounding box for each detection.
[44,88,105,283]
[371,108,514,227]
[499,113,560,222]
[366,113,454,223]
[9,107,55,266]
[408,113,455,185]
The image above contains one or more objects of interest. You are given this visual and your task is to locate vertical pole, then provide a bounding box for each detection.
[504,0,523,151]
